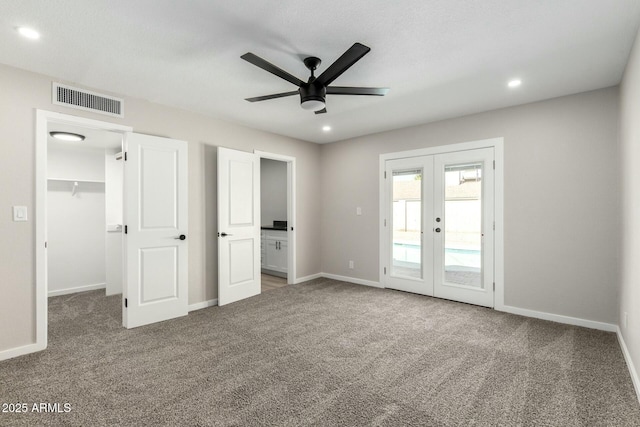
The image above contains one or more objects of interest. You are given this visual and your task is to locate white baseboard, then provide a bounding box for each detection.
[499,305,617,332]
[321,273,382,288]
[294,273,323,284]
[0,342,46,362]
[48,283,106,297]
[188,299,218,312]
[617,327,640,402]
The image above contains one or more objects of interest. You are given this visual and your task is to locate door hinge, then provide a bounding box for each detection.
[493,282,495,291]
[384,267,387,275]
[124,152,128,161]
[124,298,128,308]
[124,225,128,234]
[493,222,495,231]
[493,160,495,170]
[384,219,387,227]
[384,171,387,179]
[44,241,47,249]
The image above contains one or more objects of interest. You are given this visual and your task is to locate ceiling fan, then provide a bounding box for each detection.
[241,42,389,114]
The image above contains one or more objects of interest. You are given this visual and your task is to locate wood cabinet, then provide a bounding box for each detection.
[261,230,287,274]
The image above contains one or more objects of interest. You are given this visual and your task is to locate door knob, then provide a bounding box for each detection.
[220,232,232,237]
[436,217,441,222]
[175,234,186,240]
[435,228,441,233]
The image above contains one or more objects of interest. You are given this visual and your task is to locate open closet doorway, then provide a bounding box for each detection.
[35,111,131,351]
[257,151,296,293]
[36,110,190,354]
[47,123,124,299]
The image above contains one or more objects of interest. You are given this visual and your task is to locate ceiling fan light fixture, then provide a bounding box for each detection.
[301,98,325,111]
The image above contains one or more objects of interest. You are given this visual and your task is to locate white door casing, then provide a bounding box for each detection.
[123,133,188,328]
[218,147,261,306]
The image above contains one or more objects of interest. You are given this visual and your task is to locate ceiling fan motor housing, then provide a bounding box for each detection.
[299,83,326,109]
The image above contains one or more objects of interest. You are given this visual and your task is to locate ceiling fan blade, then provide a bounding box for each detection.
[327,86,389,96]
[315,43,371,87]
[314,108,327,115]
[241,53,304,87]
[245,91,299,102]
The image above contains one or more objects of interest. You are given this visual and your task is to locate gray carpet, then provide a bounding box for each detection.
[1,278,639,426]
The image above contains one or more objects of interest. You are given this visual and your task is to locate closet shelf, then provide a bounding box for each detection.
[47,178,105,184]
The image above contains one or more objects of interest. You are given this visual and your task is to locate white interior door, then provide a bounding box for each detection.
[383,147,494,308]
[123,133,188,328]
[218,147,261,306]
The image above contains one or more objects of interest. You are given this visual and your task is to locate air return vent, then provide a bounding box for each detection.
[52,83,124,118]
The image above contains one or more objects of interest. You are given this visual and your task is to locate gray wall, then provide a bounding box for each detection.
[260,158,288,227]
[0,60,626,358]
[320,87,620,324]
[0,63,321,353]
[620,26,640,386]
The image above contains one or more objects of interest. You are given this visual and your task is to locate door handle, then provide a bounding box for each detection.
[434,228,441,233]
[220,232,232,237]
[175,234,186,240]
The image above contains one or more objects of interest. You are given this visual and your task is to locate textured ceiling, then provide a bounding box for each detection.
[1,1,639,143]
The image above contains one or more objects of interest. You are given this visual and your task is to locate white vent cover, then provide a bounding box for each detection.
[52,83,124,118]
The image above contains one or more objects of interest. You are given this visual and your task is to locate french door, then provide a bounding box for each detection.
[383,148,494,307]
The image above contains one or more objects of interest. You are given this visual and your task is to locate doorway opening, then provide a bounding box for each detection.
[35,110,132,352]
[216,148,296,306]
[47,123,124,299]
[260,157,289,292]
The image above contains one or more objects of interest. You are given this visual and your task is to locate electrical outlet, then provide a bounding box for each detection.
[356,207,362,216]
[349,260,354,269]
[623,312,628,328]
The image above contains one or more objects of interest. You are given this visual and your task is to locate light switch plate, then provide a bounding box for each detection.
[356,207,362,216]
[13,206,28,222]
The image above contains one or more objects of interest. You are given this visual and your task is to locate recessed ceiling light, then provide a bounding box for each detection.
[49,132,85,142]
[508,79,522,88]
[17,27,40,40]
[322,126,331,132]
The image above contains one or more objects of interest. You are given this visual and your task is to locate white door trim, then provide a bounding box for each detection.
[254,150,297,285]
[35,110,132,356]
[379,137,504,309]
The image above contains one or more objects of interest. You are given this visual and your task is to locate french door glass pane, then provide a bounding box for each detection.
[392,169,422,279]
[444,163,482,288]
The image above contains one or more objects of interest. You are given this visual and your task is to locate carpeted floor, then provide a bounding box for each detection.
[1,278,639,426]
